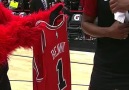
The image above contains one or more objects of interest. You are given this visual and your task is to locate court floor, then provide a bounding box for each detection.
[8,48,94,90]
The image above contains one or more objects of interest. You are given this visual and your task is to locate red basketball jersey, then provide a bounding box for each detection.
[33,14,71,90]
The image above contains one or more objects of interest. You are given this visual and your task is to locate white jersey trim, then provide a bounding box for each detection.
[35,14,65,30]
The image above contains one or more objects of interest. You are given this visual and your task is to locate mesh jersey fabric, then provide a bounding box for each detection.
[33,14,71,90]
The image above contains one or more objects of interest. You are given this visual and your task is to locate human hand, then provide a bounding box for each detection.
[107,21,129,39]
[110,0,129,13]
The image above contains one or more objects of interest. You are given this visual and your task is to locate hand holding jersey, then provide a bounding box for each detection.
[0,2,71,90]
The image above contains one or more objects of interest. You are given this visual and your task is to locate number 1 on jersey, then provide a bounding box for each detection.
[57,58,67,90]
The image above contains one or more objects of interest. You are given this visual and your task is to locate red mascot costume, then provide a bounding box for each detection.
[0,2,64,90]
[0,3,71,90]
[0,3,63,64]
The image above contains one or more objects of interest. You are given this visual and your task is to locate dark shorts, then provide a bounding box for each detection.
[0,63,11,90]
[89,67,129,90]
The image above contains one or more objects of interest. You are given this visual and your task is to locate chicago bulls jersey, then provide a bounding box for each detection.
[33,14,71,90]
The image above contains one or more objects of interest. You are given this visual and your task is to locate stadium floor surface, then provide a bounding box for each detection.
[8,46,94,90]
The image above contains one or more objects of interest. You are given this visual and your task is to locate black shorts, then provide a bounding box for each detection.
[0,63,11,90]
[89,67,129,90]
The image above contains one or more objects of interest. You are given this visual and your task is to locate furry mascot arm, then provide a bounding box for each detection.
[0,3,20,24]
[0,3,20,65]
[0,3,64,65]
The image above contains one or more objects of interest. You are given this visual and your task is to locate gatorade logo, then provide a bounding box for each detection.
[73,14,81,21]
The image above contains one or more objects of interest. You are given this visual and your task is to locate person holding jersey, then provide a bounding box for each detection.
[81,0,129,90]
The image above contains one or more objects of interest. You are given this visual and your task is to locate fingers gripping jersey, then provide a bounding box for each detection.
[33,14,71,90]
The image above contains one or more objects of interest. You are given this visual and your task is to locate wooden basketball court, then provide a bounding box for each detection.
[8,48,94,90]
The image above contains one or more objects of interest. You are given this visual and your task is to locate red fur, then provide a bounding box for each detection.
[0,3,64,65]
[0,3,17,24]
